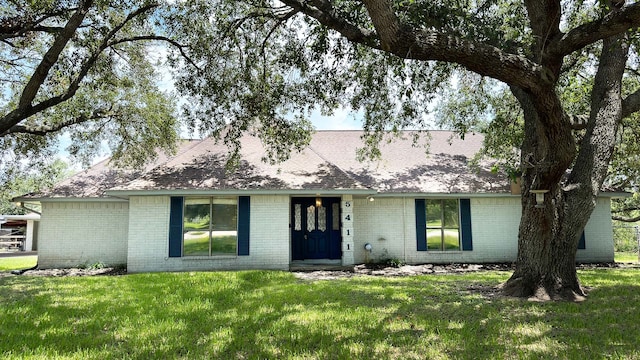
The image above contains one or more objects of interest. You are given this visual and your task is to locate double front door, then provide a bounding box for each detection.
[291,197,341,260]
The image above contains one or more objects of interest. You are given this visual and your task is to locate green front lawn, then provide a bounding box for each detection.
[2,269,640,359]
[615,252,639,263]
[0,255,37,271]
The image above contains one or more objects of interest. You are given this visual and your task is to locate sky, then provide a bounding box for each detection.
[308,107,361,130]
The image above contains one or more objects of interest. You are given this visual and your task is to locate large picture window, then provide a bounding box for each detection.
[415,198,471,252]
[183,197,238,256]
[426,199,461,251]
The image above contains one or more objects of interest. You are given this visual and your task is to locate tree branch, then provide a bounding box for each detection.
[550,2,640,57]
[0,2,160,135]
[0,0,93,134]
[622,88,640,118]
[523,0,562,54]
[612,206,640,214]
[17,0,94,110]
[360,0,401,51]
[355,0,545,91]
[260,9,298,82]
[0,108,114,136]
[108,35,201,71]
[612,214,640,222]
[279,0,379,48]
[565,32,629,204]
[0,8,76,40]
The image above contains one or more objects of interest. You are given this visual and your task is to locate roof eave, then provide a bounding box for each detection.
[13,196,129,203]
[372,192,517,198]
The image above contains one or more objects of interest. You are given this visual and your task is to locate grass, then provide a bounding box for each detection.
[615,251,638,263]
[0,255,37,271]
[2,268,640,359]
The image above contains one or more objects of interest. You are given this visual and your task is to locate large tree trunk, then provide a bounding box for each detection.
[503,34,629,301]
[502,87,587,301]
[503,180,589,301]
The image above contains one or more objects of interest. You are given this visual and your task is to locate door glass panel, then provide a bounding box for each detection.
[307,205,316,232]
[332,203,340,230]
[294,204,302,231]
[318,206,326,231]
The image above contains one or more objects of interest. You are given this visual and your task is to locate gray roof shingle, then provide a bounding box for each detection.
[25,130,509,199]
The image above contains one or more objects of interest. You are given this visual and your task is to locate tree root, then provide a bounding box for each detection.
[501,276,587,302]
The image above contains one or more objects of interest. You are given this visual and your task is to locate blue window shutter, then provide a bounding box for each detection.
[238,196,250,256]
[460,199,473,251]
[578,231,586,250]
[169,197,184,257]
[415,199,427,251]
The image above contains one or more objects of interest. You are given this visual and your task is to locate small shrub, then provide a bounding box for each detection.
[385,257,405,268]
[82,261,107,270]
[376,248,405,268]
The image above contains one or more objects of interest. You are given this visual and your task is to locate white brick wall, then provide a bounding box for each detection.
[351,196,613,264]
[126,195,290,273]
[38,201,129,268]
[578,197,614,262]
[126,196,170,272]
[353,198,408,263]
[37,194,614,271]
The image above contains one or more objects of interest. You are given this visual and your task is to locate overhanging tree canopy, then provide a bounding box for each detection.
[0,0,184,167]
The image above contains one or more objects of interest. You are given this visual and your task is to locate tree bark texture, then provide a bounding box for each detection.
[503,34,629,300]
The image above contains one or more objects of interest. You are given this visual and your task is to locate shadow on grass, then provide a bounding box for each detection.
[1,271,640,359]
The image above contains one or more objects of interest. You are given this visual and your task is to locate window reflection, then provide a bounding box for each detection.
[183,197,238,256]
[425,199,461,251]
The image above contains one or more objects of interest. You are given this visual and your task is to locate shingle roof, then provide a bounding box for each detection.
[307,131,505,193]
[26,140,202,198]
[25,130,510,198]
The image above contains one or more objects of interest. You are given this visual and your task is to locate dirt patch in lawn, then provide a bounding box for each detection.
[1,266,126,277]
[292,263,516,281]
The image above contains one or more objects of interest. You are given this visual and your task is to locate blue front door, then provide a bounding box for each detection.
[292,197,341,260]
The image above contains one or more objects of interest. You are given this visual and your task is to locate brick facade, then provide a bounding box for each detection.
[351,196,613,264]
[36,194,614,271]
[38,201,129,268]
[126,195,290,273]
